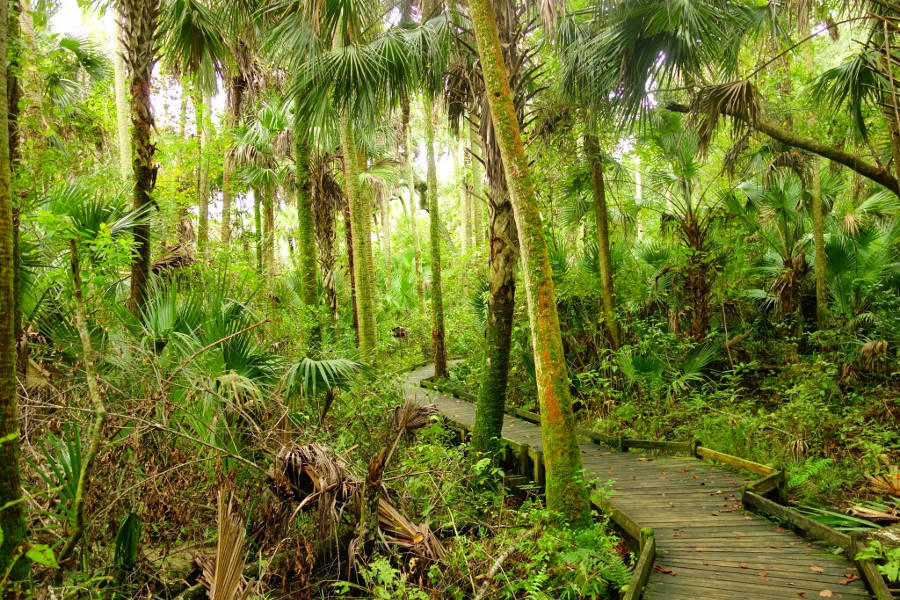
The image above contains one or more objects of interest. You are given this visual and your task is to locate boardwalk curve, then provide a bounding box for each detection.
[404,363,876,600]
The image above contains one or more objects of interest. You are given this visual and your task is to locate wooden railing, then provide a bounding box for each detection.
[416,374,894,600]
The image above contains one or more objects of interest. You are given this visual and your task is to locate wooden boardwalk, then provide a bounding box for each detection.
[404,364,874,599]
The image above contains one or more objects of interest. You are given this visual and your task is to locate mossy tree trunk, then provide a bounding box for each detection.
[460,137,471,256]
[379,191,392,293]
[123,0,161,315]
[340,114,376,360]
[468,0,590,524]
[343,200,360,344]
[254,187,262,273]
[423,93,447,378]
[262,188,275,274]
[402,98,425,309]
[0,0,28,581]
[584,130,619,348]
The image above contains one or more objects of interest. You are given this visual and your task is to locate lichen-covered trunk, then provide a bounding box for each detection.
[222,74,245,245]
[124,0,160,315]
[424,93,447,378]
[811,160,828,329]
[584,132,619,348]
[0,0,27,581]
[402,99,425,309]
[468,0,590,525]
[112,17,131,181]
[340,114,376,360]
[683,217,712,342]
[295,131,317,308]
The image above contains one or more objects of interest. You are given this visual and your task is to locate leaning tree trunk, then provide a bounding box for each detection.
[340,114,376,360]
[468,0,590,525]
[112,17,131,180]
[423,93,447,378]
[295,129,317,309]
[460,138,471,256]
[222,73,246,244]
[584,130,619,348]
[123,0,161,315]
[0,0,27,581]
[402,98,425,309]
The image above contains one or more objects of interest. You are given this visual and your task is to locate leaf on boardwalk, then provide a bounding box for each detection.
[839,573,859,585]
[739,563,749,569]
[732,531,746,536]
[810,566,825,573]
[818,590,833,597]
[653,564,676,575]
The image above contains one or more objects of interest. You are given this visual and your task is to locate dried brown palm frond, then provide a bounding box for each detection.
[690,80,760,154]
[769,254,808,312]
[843,212,861,235]
[866,470,900,495]
[199,488,252,600]
[311,155,343,318]
[391,401,438,435]
[723,130,751,178]
[378,499,445,559]
[766,150,810,186]
[275,444,360,518]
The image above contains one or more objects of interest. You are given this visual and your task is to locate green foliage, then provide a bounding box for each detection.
[856,541,900,583]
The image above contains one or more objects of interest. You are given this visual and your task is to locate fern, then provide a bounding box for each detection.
[788,457,834,489]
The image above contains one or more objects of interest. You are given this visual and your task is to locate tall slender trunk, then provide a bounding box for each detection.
[340,115,376,360]
[295,130,317,308]
[402,99,425,309]
[811,160,828,328]
[194,90,210,252]
[17,0,42,145]
[343,200,360,343]
[263,189,275,274]
[460,137,471,256]
[112,18,131,180]
[423,93,447,377]
[222,74,245,244]
[468,0,590,524]
[254,188,262,273]
[124,0,161,315]
[0,0,27,581]
[584,131,619,348]
[470,119,484,250]
[379,191,392,292]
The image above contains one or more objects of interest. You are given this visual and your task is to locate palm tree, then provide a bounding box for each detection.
[160,0,229,253]
[0,0,28,581]
[120,0,161,314]
[423,90,448,377]
[467,0,591,525]
[401,97,425,309]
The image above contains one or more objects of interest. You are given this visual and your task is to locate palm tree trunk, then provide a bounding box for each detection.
[222,74,245,244]
[811,160,828,329]
[379,191,392,292]
[468,0,590,525]
[112,18,131,180]
[254,188,262,273]
[263,189,275,274]
[402,99,425,309]
[470,119,484,249]
[295,131,317,308]
[123,0,161,315]
[471,179,517,454]
[423,93,447,378]
[460,138,471,256]
[343,200,360,343]
[194,90,211,253]
[584,130,619,348]
[17,0,43,146]
[0,0,27,581]
[340,114,377,360]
